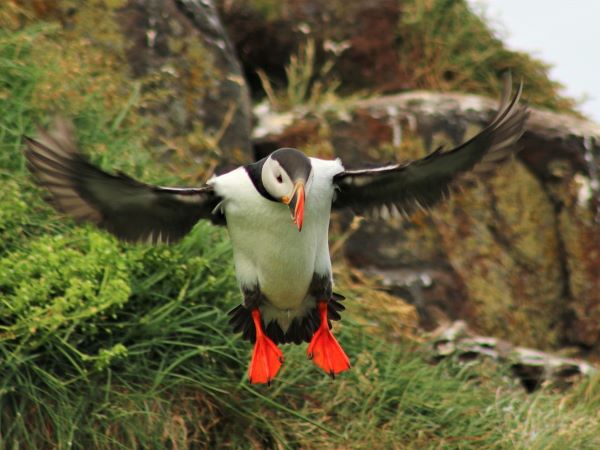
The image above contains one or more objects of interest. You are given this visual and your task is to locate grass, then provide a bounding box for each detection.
[241,0,577,114]
[258,38,342,111]
[0,5,599,450]
[395,0,576,112]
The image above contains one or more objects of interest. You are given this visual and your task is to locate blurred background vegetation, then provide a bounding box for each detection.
[0,0,599,448]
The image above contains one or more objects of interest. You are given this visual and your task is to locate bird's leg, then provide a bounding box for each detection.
[248,309,284,385]
[240,287,284,384]
[307,301,350,377]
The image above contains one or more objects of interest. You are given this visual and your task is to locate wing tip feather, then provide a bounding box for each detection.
[333,76,528,219]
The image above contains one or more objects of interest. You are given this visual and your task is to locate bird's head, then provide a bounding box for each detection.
[261,148,312,231]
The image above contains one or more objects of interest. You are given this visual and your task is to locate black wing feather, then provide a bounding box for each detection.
[24,119,223,244]
[333,79,528,216]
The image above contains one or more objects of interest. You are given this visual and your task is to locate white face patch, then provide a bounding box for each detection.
[262,156,295,199]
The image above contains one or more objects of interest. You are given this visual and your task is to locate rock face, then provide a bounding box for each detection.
[254,91,600,351]
[433,161,565,348]
[29,0,252,168]
[557,179,600,348]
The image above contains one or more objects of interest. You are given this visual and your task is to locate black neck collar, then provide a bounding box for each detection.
[245,159,278,203]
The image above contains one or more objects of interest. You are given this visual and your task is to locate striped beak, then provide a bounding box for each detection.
[283,181,305,231]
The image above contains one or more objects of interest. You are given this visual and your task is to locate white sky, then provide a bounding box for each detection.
[469,0,600,122]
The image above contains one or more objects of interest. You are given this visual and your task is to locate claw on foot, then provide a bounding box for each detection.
[307,302,350,376]
[248,309,283,384]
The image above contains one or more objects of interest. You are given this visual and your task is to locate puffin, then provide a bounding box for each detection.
[23,80,527,384]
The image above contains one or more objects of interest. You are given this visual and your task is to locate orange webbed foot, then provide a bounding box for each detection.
[248,309,284,384]
[307,302,350,377]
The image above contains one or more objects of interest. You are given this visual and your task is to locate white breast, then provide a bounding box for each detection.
[209,158,344,326]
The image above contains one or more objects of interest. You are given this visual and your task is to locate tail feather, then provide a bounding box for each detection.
[228,291,347,345]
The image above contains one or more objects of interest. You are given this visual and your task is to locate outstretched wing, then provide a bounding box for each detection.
[24,119,223,244]
[332,79,528,217]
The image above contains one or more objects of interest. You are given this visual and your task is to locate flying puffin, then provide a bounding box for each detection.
[23,81,527,384]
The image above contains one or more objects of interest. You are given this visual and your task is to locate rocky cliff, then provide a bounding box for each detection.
[11,0,600,352]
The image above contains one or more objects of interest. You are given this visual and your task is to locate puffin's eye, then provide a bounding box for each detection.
[276,174,283,183]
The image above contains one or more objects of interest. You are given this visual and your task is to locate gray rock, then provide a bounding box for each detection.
[117,0,252,161]
[431,321,597,392]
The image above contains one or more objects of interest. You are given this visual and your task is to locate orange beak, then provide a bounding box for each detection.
[283,181,305,231]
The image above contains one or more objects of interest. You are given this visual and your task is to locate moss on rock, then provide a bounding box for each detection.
[434,160,565,348]
[558,176,600,348]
